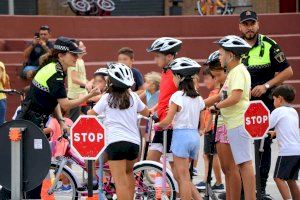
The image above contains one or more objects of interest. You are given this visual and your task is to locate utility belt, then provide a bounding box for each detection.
[16,100,49,129]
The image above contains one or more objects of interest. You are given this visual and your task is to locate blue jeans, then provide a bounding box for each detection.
[0,99,7,125]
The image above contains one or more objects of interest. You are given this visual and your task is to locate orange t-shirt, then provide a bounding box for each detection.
[203,88,219,131]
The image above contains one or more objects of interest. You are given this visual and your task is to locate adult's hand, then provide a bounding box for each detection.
[251,84,267,97]
[88,87,101,97]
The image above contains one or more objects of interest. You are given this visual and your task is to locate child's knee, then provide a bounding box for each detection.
[274,177,283,183]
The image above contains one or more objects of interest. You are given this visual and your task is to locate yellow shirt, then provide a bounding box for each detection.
[220,63,251,129]
[0,82,6,100]
[67,59,88,99]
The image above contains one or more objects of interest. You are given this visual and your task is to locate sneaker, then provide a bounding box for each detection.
[192,168,199,176]
[57,184,72,193]
[195,181,206,190]
[261,191,274,200]
[77,180,99,191]
[211,183,225,192]
[218,192,226,200]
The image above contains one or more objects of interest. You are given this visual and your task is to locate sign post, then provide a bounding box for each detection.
[244,100,270,200]
[70,115,106,198]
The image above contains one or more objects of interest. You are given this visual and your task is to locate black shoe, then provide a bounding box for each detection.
[77,180,99,191]
[261,192,274,200]
[218,192,226,200]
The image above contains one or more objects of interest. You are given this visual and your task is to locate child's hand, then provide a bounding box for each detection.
[199,129,205,136]
[268,131,276,138]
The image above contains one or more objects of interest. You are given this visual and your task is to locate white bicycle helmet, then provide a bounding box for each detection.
[169,57,201,77]
[94,67,108,76]
[216,35,251,55]
[205,50,220,65]
[146,37,182,55]
[107,63,134,89]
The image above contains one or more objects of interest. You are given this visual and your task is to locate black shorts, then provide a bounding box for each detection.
[105,141,140,161]
[204,130,217,154]
[274,155,300,180]
[151,129,173,153]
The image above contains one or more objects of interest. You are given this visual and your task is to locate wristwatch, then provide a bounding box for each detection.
[58,118,65,123]
[264,83,270,90]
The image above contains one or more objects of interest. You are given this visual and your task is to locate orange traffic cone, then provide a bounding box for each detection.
[41,173,55,200]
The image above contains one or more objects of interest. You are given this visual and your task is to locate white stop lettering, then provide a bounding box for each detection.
[245,115,268,125]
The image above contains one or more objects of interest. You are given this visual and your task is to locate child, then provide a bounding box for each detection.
[88,63,150,200]
[156,57,203,200]
[146,37,182,163]
[206,50,242,200]
[88,67,108,103]
[213,35,255,200]
[196,66,224,192]
[141,71,161,109]
[117,47,144,94]
[269,85,300,200]
[67,40,89,121]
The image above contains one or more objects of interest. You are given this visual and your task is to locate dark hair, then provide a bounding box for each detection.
[208,60,224,72]
[272,84,296,103]
[107,85,132,109]
[203,66,213,77]
[179,77,199,98]
[118,47,134,59]
[41,49,66,67]
[40,25,50,32]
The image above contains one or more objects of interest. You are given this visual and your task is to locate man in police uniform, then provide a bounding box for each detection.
[239,10,293,199]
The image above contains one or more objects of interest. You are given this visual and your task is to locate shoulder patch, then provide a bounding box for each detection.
[274,52,286,63]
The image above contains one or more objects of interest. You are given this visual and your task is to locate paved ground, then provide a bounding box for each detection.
[192,137,299,199]
[72,137,299,199]
[1,137,298,199]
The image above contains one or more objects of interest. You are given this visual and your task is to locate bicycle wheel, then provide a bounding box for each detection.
[133,162,177,200]
[69,0,91,13]
[47,164,79,200]
[97,0,116,12]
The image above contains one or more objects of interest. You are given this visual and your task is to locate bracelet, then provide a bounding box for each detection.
[58,118,65,123]
[214,104,220,110]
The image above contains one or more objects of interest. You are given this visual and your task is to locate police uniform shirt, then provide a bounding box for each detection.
[24,62,67,115]
[242,34,290,88]
[241,34,290,109]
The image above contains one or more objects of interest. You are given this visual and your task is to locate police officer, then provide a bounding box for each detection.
[239,10,293,199]
[0,36,100,199]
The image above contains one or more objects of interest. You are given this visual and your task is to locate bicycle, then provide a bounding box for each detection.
[46,115,178,199]
[196,0,234,15]
[0,89,24,100]
[60,0,115,16]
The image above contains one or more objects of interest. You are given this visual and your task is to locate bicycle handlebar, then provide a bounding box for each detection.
[0,89,23,96]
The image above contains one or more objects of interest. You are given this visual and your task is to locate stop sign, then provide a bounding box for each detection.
[243,100,270,140]
[70,115,106,160]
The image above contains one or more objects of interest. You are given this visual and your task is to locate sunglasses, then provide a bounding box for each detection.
[40,25,50,31]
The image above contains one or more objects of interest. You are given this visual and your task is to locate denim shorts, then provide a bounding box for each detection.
[171,129,200,160]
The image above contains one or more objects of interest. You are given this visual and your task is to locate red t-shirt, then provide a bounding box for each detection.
[157,69,178,121]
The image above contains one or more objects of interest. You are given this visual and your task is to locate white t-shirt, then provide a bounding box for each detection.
[170,91,205,129]
[93,92,146,146]
[270,106,300,156]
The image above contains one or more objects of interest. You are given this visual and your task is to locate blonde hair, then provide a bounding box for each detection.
[0,62,8,87]
[145,71,161,90]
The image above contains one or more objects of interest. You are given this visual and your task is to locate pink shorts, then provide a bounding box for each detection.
[215,125,229,144]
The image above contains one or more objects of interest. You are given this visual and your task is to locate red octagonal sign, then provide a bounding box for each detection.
[244,100,270,140]
[70,115,106,160]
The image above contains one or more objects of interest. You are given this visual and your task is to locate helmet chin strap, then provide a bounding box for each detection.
[224,54,234,70]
